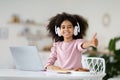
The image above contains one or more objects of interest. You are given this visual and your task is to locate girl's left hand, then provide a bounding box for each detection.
[74,68,89,72]
[89,33,98,48]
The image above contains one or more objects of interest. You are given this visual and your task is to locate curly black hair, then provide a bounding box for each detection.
[47,12,88,42]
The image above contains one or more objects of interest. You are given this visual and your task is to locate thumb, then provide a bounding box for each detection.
[92,32,97,39]
[90,32,98,47]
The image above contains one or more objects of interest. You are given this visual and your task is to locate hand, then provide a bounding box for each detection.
[74,68,90,72]
[47,65,62,71]
[89,33,98,48]
[47,65,71,73]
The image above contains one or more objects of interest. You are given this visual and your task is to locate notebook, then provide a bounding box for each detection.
[10,46,44,71]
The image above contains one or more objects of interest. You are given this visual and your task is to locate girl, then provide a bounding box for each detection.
[45,12,98,72]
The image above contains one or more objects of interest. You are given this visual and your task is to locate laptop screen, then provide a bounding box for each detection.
[10,46,44,71]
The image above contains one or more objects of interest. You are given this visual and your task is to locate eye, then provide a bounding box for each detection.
[68,25,73,28]
[61,26,65,29]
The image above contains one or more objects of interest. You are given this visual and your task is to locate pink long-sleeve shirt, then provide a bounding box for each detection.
[45,39,86,70]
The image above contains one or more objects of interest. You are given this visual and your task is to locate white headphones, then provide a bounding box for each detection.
[55,22,80,37]
[55,25,62,36]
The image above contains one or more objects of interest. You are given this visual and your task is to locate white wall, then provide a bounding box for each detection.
[0,0,120,47]
[0,0,120,68]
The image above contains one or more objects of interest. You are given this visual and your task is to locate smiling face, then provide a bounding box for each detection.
[60,20,74,42]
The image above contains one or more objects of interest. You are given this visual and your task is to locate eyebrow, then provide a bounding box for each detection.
[61,24,73,27]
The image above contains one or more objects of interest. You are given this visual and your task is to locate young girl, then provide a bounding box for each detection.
[45,12,98,72]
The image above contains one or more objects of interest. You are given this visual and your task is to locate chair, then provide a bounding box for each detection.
[82,57,106,80]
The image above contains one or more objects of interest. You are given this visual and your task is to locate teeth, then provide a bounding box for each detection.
[64,32,69,35]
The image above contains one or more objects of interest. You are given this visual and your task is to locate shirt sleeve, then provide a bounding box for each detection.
[77,39,86,52]
[44,42,57,69]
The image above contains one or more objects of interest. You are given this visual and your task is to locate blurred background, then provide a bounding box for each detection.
[0,0,120,79]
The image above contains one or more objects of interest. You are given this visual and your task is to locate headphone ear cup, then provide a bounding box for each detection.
[74,22,80,36]
[74,26,78,36]
[55,26,61,37]
[57,27,61,37]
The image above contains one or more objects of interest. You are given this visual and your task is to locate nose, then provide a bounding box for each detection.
[64,27,69,30]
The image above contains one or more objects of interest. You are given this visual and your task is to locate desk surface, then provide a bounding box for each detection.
[0,69,106,80]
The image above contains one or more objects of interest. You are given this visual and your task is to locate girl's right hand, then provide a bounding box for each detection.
[47,65,71,73]
[47,65,62,71]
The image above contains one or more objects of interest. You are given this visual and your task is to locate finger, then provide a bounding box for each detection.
[92,38,98,47]
[94,39,98,47]
[92,33,97,39]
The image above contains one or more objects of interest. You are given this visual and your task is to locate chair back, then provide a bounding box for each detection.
[82,57,105,73]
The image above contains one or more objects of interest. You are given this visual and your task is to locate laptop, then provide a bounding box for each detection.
[10,46,44,71]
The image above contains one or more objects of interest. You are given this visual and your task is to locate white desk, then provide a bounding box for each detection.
[0,69,106,80]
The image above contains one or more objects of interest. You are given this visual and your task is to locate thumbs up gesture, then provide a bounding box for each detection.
[89,33,98,48]
[82,33,98,49]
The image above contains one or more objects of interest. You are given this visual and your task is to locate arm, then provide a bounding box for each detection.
[45,43,69,72]
[82,33,98,49]
[45,43,57,69]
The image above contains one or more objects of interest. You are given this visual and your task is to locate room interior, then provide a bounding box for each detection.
[0,0,120,80]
